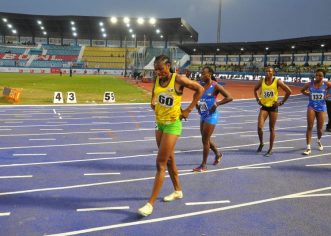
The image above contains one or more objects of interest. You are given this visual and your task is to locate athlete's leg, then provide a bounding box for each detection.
[257,109,269,152]
[266,111,278,155]
[306,108,316,146]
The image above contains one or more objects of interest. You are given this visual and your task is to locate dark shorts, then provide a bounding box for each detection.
[261,105,278,113]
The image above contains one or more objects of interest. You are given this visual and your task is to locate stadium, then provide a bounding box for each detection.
[0,3,331,236]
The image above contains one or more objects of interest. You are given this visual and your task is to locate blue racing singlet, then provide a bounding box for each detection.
[198,81,219,124]
[308,81,327,112]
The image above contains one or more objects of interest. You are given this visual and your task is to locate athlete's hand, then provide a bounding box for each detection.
[180,108,189,121]
[209,104,217,113]
[150,103,155,110]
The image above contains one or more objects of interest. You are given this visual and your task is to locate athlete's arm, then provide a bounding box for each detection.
[326,81,331,99]
[209,84,233,113]
[301,83,310,96]
[150,77,156,110]
[175,75,204,120]
[275,80,292,106]
[254,80,262,105]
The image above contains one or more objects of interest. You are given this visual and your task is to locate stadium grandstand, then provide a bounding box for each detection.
[0,12,330,81]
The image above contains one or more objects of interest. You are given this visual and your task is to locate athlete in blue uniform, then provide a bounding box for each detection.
[301,69,331,155]
[193,66,233,172]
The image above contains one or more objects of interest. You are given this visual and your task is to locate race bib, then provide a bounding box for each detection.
[263,90,274,98]
[199,101,208,112]
[311,93,324,101]
[158,93,174,107]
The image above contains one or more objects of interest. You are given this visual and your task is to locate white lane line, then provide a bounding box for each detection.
[239,134,256,137]
[238,166,271,170]
[0,129,12,131]
[13,153,47,157]
[90,129,112,131]
[84,173,121,176]
[91,122,111,124]
[29,138,56,141]
[185,200,230,205]
[166,169,193,173]
[77,206,130,212]
[224,148,239,151]
[4,121,23,124]
[86,152,116,155]
[0,212,10,217]
[0,175,33,179]
[0,153,330,197]
[44,186,331,236]
[305,163,331,167]
[40,129,63,131]
[273,147,294,149]
[46,122,68,124]
[285,193,331,199]
[323,146,331,148]
[88,138,113,140]
[53,109,56,114]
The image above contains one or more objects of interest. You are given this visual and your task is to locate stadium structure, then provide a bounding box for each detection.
[0,12,330,81]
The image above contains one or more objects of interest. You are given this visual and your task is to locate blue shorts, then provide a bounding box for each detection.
[200,111,219,125]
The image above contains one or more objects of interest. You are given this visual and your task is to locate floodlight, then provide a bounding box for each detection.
[149,18,156,25]
[7,24,12,29]
[2,18,7,22]
[72,27,76,31]
[137,18,144,25]
[160,35,163,38]
[99,22,104,26]
[265,47,269,51]
[12,29,17,34]
[291,45,295,49]
[321,44,325,47]
[129,29,133,33]
[217,48,220,51]
[37,20,42,25]
[41,26,44,30]
[156,29,160,34]
[123,17,130,24]
[43,31,47,35]
[132,34,135,38]
[101,28,105,32]
[110,17,118,24]
[103,33,107,38]
[241,48,244,51]
[73,32,77,37]
[71,21,75,25]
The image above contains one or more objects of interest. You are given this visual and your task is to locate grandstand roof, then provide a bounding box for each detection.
[179,35,331,55]
[0,12,198,42]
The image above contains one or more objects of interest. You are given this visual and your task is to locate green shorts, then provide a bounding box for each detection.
[156,119,182,136]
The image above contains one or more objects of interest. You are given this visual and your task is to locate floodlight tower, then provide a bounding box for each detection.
[217,0,222,43]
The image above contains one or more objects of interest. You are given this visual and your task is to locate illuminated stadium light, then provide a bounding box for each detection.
[156,29,160,34]
[137,18,144,25]
[129,28,133,33]
[71,27,76,31]
[71,21,75,25]
[190,35,193,38]
[2,18,7,23]
[193,48,196,52]
[73,32,77,37]
[321,44,325,47]
[37,20,42,25]
[123,17,130,24]
[102,33,107,38]
[291,45,295,49]
[7,24,12,29]
[41,26,45,30]
[217,48,220,51]
[160,35,164,38]
[110,17,118,24]
[265,47,269,51]
[149,17,156,25]
[101,28,105,32]
[12,29,17,34]
[126,23,130,28]
[43,31,47,35]
[240,48,244,51]
[132,34,136,38]
[99,22,104,26]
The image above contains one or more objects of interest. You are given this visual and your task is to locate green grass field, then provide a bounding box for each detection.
[0,73,151,105]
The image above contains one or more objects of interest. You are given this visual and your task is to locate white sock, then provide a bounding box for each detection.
[307,144,311,150]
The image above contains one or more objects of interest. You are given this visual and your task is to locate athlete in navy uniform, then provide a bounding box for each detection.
[193,66,233,172]
[301,68,331,155]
